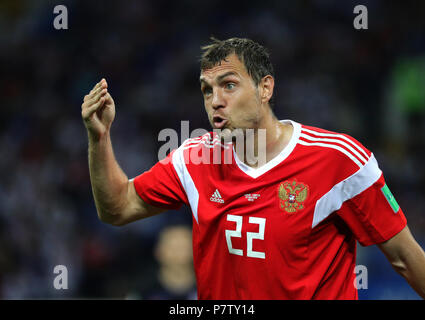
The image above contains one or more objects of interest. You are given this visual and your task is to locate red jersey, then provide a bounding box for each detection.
[133,120,407,300]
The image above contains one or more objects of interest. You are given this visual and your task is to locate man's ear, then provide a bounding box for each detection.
[259,75,274,104]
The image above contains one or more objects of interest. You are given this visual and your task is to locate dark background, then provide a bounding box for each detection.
[0,0,424,299]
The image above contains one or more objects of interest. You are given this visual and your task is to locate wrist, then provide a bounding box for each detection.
[88,129,110,145]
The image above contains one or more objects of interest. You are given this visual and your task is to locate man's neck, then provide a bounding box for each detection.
[234,114,293,169]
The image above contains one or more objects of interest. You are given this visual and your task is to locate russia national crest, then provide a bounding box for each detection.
[278,179,309,213]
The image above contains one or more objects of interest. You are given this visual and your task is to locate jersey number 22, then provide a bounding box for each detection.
[225,214,266,259]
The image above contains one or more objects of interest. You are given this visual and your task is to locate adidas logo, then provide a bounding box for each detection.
[210,189,224,203]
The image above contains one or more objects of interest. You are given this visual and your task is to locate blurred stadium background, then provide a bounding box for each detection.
[0,0,424,299]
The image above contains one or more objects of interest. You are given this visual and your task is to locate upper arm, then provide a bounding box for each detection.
[110,147,188,226]
[110,180,166,226]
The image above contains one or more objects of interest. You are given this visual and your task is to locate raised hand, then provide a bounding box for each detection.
[81,78,115,140]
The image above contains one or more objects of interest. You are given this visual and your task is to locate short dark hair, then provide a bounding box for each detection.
[200,37,275,107]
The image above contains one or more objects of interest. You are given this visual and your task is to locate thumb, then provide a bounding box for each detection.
[105,92,114,103]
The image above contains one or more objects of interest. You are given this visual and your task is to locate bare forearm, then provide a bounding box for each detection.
[396,243,425,299]
[379,226,425,299]
[88,131,128,223]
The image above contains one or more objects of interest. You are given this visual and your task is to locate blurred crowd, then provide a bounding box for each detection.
[0,0,424,299]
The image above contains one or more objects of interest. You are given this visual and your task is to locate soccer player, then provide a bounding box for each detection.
[81,37,425,299]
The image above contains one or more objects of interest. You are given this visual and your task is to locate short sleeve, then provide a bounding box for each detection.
[132,150,188,210]
[337,173,407,246]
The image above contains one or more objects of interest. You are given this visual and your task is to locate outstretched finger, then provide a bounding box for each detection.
[86,83,105,101]
[85,79,106,100]
[91,88,107,104]
[84,87,99,102]
[82,88,106,111]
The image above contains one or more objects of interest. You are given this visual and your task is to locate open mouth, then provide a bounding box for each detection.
[213,115,228,129]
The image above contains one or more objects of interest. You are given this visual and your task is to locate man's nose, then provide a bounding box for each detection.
[211,89,225,110]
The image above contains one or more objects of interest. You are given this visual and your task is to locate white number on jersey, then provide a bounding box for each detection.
[225,214,266,259]
[225,215,244,256]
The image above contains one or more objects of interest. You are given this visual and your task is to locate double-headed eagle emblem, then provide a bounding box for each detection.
[278,179,309,213]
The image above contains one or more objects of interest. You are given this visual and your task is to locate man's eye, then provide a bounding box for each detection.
[225,83,236,90]
[202,87,212,96]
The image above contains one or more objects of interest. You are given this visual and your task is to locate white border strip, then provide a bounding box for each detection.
[302,127,369,160]
[298,139,363,168]
[311,154,382,228]
[300,132,368,165]
[172,142,200,224]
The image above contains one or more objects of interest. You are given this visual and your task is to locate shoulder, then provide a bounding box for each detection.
[169,131,230,166]
[177,131,227,155]
[297,123,372,169]
[181,132,218,150]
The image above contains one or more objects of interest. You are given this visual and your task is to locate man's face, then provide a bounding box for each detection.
[200,54,264,136]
